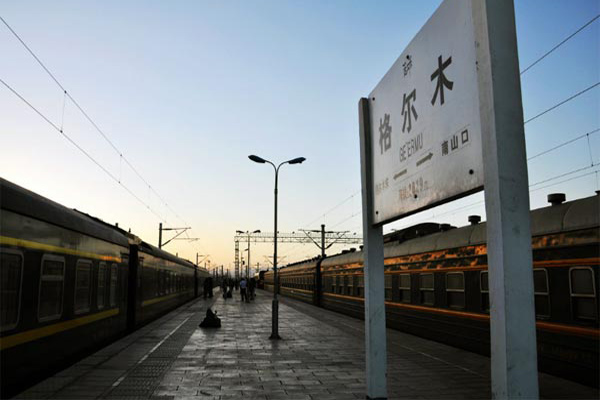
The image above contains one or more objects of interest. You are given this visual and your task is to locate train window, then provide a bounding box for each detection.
[347,276,354,296]
[74,260,92,314]
[38,255,65,322]
[533,269,550,318]
[446,272,465,309]
[399,274,411,304]
[357,276,364,297]
[570,267,597,320]
[109,264,118,307]
[155,269,160,296]
[1,250,23,332]
[480,271,489,313]
[385,275,392,301]
[97,263,107,309]
[165,272,169,294]
[330,276,335,293]
[419,273,434,305]
[144,266,155,300]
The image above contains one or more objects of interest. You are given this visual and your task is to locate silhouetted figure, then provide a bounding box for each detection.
[240,278,248,302]
[203,278,211,300]
[199,308,221,328]
[249,278,256,301]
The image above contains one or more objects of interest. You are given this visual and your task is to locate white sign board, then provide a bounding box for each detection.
[369,0,489,224]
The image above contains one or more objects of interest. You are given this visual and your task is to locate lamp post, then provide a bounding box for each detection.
[249,154,306,340]
[236,230,261,278]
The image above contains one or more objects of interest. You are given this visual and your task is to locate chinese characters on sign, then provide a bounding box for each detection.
[441,128,469,156]
[401,89,418,133]
[430,55,454,106]
[367,0,485,223]
[379,114,392,154]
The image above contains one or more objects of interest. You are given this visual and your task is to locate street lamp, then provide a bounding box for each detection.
[249,154,306,340]
[237,230,261,279]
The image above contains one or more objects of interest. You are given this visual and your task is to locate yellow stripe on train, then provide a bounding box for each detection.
[0,236,122,263]
[0,308,119,351]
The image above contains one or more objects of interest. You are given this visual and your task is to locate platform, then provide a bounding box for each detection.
[16,290,598,399]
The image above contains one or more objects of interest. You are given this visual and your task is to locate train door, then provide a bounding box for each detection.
[126,244,139,331]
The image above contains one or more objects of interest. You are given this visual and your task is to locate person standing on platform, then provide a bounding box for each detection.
[249,277,256,301]
[203,278,210,300]
[240,278,248,302]
[221,280,227,298]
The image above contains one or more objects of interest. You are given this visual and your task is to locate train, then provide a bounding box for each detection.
[264,192,600,387]
[0,178,211,397]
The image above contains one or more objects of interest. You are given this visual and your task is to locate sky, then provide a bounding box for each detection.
[1,1,598,274]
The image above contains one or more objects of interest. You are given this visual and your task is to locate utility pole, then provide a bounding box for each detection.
[159,223,162,249]
[236,230,261,279]
[158,224,197,249]
[247,235,251,279]
[196,254,208,268]
[234,241,240,280]
[321,224,325,258]
[300,224,356,258]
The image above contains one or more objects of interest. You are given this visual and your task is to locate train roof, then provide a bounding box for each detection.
[1,178,208,272]
[138,240,199,269]
[1,177,130,248]
[320,192,599,267]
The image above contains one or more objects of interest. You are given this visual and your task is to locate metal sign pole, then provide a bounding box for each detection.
[359,97,387,400]
[474,0,539,397]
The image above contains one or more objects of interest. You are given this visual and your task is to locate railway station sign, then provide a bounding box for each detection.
[368,0,489,224]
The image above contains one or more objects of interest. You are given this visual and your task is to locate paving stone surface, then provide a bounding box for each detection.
[15,289,599,399]
[156,292,597,400]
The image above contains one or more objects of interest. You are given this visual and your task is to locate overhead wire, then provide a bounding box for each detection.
[524,82,599,125]
[280,189,361,261]
[299,190,360,229]
[530,169,599,193]
[529,162,598,188]
[520,14,599,75]
[527,128,599,161]
[0,78,166,223]
[1,16,203,255]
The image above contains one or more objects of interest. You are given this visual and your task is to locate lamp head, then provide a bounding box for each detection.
[236,230,244,234]
[253,229,261,233]
[288,157,306,165]
[249,155,267,164]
